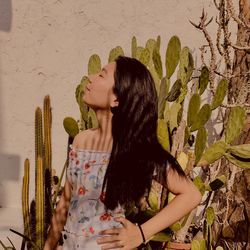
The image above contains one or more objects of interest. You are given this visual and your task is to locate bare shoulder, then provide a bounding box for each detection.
[72,128,99,147]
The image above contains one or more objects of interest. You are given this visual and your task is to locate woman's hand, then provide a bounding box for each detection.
[96,217,143,250]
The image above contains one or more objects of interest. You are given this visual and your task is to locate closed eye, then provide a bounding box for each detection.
[99,74,104,78]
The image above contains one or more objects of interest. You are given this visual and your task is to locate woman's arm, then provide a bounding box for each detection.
[44,179,71,250]
[141,167,202,241]
[43,178,72,250]
[97,167,202,250]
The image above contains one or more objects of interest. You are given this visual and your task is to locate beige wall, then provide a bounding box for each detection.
[0,0,238,246]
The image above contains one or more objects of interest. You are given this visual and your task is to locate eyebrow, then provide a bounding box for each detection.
[101,68,108,75]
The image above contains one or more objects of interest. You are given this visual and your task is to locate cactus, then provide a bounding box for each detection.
[195,127,207,164]
[177,46,193,85]
[43,95,52,172]
[19,96,55,249]
[211,79,228,110]
[88,54,101,75]
[145,38,157,55]
[152,48,163,79]
[197,141,228,167]
[165,36,181,79]
[65,35,250,249]
[139,48,150,66]
[199,66,209,95]
[228,144,250,158]
[63,117,79,138]
[190,104,211,132]
[187,94,201,127]
[108,46,124,63]
[158,77,170,119]
[22,159,31,243]
[225,106,246,144]
[166,79,182,102]
[131,36,137,58]
[36,156,44,249]
[157,119,170,152]
[169,102,182,132]
[225,153,250,169]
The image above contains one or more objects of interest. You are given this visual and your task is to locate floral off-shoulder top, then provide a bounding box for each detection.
[62,145,124,249]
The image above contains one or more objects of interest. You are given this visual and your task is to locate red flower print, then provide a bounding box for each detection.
[84,162,91,169]
[99,192,106,202]
[78,186,87,195]
[76,160,80,165]
[89,226,95,234]
[100,212,111,221]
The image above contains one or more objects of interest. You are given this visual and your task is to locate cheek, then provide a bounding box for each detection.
[83,88,110,107]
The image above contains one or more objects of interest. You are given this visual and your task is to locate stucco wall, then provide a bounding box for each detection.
[0,0,238,246]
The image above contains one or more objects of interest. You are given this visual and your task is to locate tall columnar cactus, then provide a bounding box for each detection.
[43,95,52,173]
[22,159,31,243]
[20,96,53,250]
[35,156,45,249]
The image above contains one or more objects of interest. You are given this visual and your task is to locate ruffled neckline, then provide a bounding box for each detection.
[69,144,111,154]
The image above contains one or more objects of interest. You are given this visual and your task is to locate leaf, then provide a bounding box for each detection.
[88,54,101,75]
[195,127,207,164]
[206,207,215,226]
[153,48,163,79]
[63,117,79,138]
[225,153,250,169]
[170,221,182,231]
[197,141,228,167]
[211,79,228,110]
[199,66,209,95]
[228,144,250,159]
[187,94,201,127]
[165,36,181,78]
[166,79,182,102]
[225,106,246,144]
[157,119,170,152]
[190,104,211,132]
[108,46,124,63]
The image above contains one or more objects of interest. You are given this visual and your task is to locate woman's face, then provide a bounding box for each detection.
[83,62,118,111]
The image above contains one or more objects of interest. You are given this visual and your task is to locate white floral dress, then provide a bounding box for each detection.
[62,145,125,250]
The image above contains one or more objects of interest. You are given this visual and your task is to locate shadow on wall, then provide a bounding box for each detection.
[0,0,20,210]
[0,0,12,32]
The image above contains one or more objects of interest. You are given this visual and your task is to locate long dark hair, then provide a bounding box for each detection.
[102,56,186,210]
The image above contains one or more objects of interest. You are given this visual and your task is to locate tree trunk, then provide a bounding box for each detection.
[213,0,250,249]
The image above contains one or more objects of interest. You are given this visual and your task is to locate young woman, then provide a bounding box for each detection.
[44,56,202,250]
